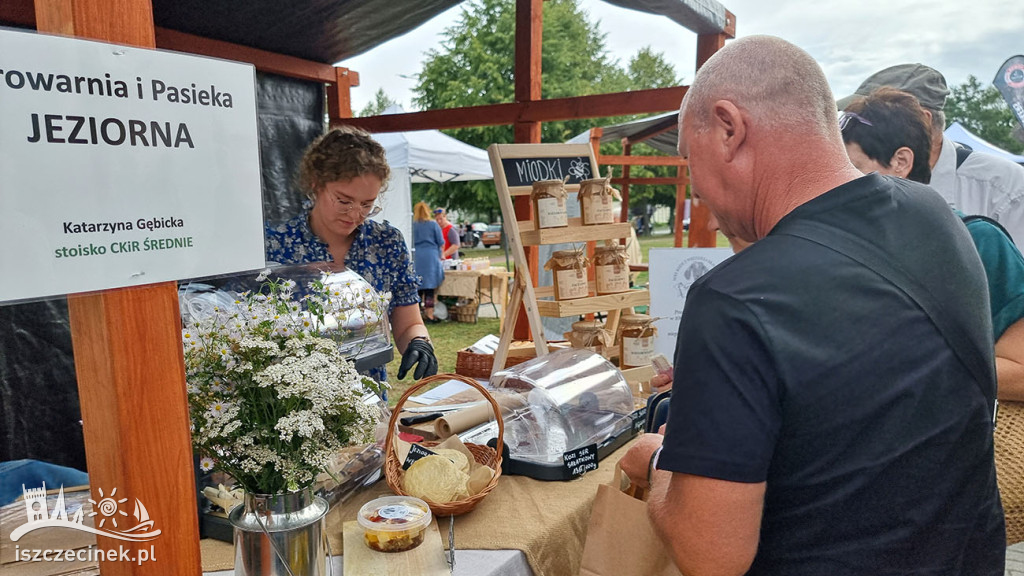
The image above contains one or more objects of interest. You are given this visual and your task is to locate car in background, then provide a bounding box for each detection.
[481,224,503,247]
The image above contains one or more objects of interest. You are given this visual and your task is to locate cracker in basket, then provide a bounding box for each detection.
[467,465,495,496]
[404,455,471,503]
[433,448,470,475]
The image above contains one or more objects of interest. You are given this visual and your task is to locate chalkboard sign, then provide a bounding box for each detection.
[500,155,597,187]
[631,406,648,434]
[402,443,438,470]
[562,443,599,478]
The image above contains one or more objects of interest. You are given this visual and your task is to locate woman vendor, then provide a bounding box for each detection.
[265,126,438,383]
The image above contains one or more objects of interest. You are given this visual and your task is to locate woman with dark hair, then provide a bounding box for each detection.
[840,87,933,184]
[265,125,438,382]
[412,201,444,323]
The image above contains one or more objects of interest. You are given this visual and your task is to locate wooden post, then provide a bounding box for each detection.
[327,67,359,120]
[33,0,202,574]
[512,0,543,341]
[674,168,688,248]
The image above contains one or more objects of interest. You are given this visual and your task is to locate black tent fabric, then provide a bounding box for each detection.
[149,0,728,64]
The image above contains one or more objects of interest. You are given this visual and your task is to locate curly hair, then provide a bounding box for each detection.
[298,125,391,201]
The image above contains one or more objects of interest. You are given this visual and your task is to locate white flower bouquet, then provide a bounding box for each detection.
[183,269,390,494]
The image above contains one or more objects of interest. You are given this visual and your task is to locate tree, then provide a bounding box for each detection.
[358,88,400,117]
[944,75,1024,154]
[411,0,679,221]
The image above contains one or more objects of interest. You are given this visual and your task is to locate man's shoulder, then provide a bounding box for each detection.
[957,147,1024,187]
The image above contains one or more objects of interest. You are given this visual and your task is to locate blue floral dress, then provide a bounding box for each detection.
[265,210,420,383]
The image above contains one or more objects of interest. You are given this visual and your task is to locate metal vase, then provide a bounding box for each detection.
[229,488,330,576]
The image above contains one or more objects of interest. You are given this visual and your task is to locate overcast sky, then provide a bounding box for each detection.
[338,0,1024,115]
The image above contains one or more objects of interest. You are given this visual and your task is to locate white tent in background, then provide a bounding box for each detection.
[944,121,1024,165]
[370,106,494,248]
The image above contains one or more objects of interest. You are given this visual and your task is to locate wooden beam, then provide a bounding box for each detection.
[598,155,685,166]
[327,67,357,119]
[674,173,687,248]
[620,141,632,225]
[154,27,338,83]
[511,0,543,341]
[0,0,35,27]
[33,1,202,574]
[688,14,734,248]
[339,86,688,132]
[515,0,542,103]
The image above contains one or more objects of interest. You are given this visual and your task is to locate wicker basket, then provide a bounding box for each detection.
[456,341,574,379]
[995,400,1024,544]
[450,299,479,323]
[384,373,504,516]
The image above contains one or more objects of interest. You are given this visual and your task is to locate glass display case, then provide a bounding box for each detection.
[461,348,637,480]
[178,263,394,374]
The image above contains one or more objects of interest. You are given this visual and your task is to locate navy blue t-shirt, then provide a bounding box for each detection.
[658,174,1004,575]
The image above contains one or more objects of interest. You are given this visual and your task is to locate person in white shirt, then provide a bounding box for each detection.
[839,63,1024,244]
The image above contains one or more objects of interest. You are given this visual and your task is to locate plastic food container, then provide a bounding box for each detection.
[357,496,432,553]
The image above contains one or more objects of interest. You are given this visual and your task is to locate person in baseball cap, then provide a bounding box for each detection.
[838,63,1024,249]
[837,63,949,111]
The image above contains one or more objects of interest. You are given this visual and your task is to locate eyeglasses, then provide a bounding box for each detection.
[327,193,381,218]
[839,111,874,132]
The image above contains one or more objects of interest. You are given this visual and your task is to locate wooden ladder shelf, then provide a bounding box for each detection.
[486,142,654,384]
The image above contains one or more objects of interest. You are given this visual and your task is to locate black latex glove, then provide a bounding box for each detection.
[397,338,438,380]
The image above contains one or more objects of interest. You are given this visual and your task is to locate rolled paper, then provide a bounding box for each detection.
[434,401,495,439]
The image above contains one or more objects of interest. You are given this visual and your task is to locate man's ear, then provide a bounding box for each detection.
[710,100,746,162]
[890,147,915,179]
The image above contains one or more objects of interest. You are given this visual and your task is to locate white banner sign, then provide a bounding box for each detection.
[0,29,264,302]
[649,248,734,360]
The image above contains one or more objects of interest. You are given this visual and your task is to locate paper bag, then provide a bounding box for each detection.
[578,471,682,576]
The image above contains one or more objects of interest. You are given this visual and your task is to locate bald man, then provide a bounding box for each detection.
[622,36,1004,575]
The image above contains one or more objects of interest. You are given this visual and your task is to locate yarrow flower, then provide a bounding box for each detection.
[182,269,390,494]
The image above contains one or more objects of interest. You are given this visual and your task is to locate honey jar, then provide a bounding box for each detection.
[593,243,630,295]
[577,176,620,225]
[531,178,568,230]
[544,249,590,300]
[618,313,657,369]
[564,320,613,356]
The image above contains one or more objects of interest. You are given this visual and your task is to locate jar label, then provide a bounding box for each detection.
[378,505,411,520]
[622,336,654,367]
[555,268,589,299]
[537,197,568,228]
[596,264,629,294]
[582,195,614,224]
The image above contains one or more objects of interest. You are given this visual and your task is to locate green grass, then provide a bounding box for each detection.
[385,317,501,405]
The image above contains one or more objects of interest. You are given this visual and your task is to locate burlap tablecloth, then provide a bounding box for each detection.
[201,439,634,576]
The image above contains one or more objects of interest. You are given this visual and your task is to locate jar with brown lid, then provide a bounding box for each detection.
[544,249,590,300]
[530,178,568,230]
[593,243,630,295]
[577,176,620,225]
[564,320,612,355]
[618,313,657,369]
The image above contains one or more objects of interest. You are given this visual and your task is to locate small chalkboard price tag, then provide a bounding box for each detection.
[631,406,648,434]
[562,443,599,478]
[402,444,438,470]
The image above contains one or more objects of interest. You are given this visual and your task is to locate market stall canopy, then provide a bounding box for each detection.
[945,121,1024,165]
[147,0,731,63]
[372,106,494,247]
[567,111,681,155]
